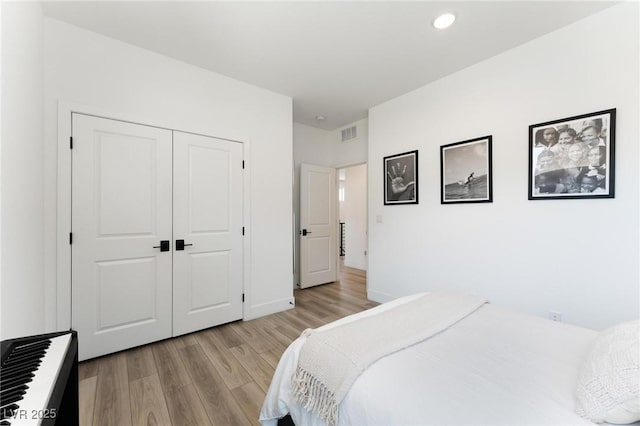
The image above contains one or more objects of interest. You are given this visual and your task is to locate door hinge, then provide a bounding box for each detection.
[242,227,245,236]
[69,232,73,244]
[242,293,245,302]
[69,137,73,149]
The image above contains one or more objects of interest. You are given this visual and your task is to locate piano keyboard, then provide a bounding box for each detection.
[0,332,77,426]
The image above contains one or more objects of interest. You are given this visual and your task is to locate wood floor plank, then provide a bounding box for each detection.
[195,329,253,389]
[152,339,192,395]
[261,316,300,342]
[273,310,308,332]
[259,348,285,370]
[79,357,100,380]
[79,376,97,426]
[293,298,331,320]
[129,374,172,426]
[127,345,157,382]
[228,320,274,354]
[173,333,199,349]
[249,318,292,352]
[229,344,275,393]
[94,352,132,426]
[284,307,325,329]
[231,381,265,426]
[216,323,245,348]
[164,384,212,426]
[179,344,251,426]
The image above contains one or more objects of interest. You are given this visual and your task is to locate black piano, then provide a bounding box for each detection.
[0,331,78,426]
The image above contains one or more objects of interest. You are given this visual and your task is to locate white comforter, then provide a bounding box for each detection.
[260,293,598,426]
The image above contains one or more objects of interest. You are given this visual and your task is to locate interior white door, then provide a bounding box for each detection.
[300,163,337,288]
[172,131,244,336]
[72,114,173,360]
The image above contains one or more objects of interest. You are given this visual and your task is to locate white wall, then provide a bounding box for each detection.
[0,2,45,340]
[43,18,294,326]
[344,164,367,270]
[331,118,368,168]
[368,3,639,331]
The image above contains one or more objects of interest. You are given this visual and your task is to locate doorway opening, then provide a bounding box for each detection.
[337,163,367,289]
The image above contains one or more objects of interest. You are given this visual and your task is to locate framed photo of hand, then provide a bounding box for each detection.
[384,150,418,205]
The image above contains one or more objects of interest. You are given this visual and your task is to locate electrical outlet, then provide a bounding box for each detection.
[549,311,563,322]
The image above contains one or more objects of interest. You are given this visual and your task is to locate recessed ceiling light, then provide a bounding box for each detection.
[433,13,456,29]
[315,115,326,121]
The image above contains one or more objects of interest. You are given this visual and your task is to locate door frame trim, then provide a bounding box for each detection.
[55,101,251,330]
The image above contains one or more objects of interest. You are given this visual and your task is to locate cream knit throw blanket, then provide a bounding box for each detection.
[292,291,488,425]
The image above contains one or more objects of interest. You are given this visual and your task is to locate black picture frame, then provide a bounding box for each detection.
[440,136,493,204]
[384,150,418,205]
[528,108,615,200]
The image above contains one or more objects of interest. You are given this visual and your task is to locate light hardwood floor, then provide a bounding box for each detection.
[79,262,373,426]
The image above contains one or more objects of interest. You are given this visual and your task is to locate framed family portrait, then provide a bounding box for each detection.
[528,108,615,200]
[384,150,418,205]
[440,136,493,204]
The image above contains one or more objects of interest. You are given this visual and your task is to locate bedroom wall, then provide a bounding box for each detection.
[1,2,45,340]
[330,118,368,168]
[367,3,639,331]
[43,18,294,327]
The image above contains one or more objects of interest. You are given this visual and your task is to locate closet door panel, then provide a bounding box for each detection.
[72,114,173,360]
[172,131,243,336]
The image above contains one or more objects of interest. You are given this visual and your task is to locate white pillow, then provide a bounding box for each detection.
[575,320,640,424]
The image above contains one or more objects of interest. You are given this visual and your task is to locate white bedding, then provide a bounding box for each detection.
[260,293,599,426]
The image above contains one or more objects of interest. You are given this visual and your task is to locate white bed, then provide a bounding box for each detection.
[260,293,604,426]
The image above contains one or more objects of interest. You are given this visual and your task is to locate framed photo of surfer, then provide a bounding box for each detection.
[440,136,493,204]
[528,108,616,200]
[384,150,418,205]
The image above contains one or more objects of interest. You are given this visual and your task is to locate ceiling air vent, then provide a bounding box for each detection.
[341,125,357,142]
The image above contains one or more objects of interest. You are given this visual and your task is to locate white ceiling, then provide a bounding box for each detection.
[42,1,616,130]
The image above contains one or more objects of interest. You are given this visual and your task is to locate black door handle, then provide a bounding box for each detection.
[153,240,170,252]
[301,229,312,236]
[176,239,193,251]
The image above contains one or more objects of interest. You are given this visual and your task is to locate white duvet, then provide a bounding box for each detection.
[260,293,599,426]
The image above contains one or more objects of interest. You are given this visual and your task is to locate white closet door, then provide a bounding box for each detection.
[72,114,173,361]
[172,131,243,336]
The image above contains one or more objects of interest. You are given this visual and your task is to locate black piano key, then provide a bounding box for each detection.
[0,385,27,405]
[3,351,47,367]
[0,358,42,376]
[1,372,35,390]
[5,342,48,357]
[5,342,48,358]
[1,363,39,377]
[0,383,28,397]
[0,362,42,382]
[0,384,27,399]
[0,372,36,395]
[10,340,50,354]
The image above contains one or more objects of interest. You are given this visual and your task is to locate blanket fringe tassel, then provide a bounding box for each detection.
[292,366,338,426]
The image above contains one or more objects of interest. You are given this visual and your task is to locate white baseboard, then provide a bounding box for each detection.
[367,289,396,304]
[244,296,295,320]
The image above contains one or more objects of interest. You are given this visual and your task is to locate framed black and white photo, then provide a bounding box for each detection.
[529,109,615,200]
[384,150,418,205]
[440,136,492,204]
